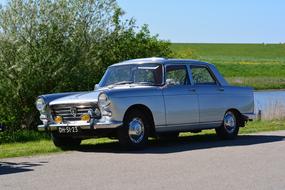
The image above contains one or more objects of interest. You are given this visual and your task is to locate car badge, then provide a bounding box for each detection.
[70,107,77,117]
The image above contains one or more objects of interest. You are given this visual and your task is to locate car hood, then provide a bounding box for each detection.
[49,84,161,106]
[49,91,101,106]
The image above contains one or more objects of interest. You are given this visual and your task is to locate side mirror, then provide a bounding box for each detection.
[94,84,99,91]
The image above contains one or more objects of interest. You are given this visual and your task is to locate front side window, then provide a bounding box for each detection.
[191,66,216,85]
[165,65,189,86]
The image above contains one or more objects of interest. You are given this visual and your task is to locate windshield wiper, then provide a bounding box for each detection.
[109,81,156,87]
[112,81,134,86]
[134,81,155,85]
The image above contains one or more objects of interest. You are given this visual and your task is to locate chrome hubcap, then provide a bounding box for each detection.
[128,118,145,144]
[224,112,236,133]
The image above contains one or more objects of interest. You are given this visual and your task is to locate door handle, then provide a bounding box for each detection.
[188,88,196,92]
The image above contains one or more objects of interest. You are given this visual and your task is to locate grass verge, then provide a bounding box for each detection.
[1,120,285,159]
[0,140,62,159]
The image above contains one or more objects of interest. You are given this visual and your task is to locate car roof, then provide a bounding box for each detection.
[110,57,211,67]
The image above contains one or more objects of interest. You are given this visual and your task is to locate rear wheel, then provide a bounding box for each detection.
[215,111,240,139]
[117,110,149,149]
[51,133,81,149]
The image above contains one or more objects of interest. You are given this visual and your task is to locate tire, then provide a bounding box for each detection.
[51,133,81,149]
[117,109,149,149]
[157,132,179,141]
[215,111,240,139]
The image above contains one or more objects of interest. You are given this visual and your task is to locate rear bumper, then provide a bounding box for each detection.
[242,113,256,121]
[38,119,122,132]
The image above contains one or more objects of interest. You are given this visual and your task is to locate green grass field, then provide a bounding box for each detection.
[1,120,285,159]
[171,43,285,89]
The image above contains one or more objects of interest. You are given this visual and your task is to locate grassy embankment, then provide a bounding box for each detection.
[1,120,285,159]
[171,43,285,90]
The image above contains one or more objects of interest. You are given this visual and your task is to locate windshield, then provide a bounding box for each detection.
[99,63,163,87]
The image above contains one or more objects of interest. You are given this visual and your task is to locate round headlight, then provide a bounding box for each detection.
[98,93,110,108]
[36,98,46,111]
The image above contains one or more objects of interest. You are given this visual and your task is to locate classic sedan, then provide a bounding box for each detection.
[36,58,255,149]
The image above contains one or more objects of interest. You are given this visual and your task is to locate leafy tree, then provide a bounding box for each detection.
[0,0,172,130]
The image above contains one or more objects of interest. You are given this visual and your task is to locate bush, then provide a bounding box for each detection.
[0,0,172,131]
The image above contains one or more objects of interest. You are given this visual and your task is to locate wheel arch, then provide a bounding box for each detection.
[123,104,156,136]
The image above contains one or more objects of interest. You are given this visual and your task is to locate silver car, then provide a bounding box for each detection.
[36,58,255,149]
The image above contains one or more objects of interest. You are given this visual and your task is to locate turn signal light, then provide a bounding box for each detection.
[54,116,63,124]
[81,114,91,122]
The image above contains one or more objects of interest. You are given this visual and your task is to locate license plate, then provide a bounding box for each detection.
[58,126,79,134]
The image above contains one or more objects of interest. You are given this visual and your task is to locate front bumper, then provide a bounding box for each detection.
[38,119,122,132]
[242,113,256,121]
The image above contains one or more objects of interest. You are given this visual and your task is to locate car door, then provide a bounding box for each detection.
[190,65,225,125]
[162,64,199,129]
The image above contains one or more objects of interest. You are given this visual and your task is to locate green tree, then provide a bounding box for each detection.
[0,0,172,130]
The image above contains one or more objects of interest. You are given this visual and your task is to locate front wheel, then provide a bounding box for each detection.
[51,133,81,149]
[215,111,240,139]
[117,110,149,149]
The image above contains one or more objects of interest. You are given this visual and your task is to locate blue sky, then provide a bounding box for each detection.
[117,0,285,43]
[1,0,284,43]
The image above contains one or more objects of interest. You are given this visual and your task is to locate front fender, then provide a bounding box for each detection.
[109,95,166,127]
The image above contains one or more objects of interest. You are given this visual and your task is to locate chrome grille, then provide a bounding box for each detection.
[51,104,99,122]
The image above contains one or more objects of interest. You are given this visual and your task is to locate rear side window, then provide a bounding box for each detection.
[191,66,217,85]
[166,65,189,85]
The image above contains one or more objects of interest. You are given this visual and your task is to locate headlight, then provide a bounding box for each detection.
[35,98,46,111]
[98,93,110,108]
[98,93,112,117]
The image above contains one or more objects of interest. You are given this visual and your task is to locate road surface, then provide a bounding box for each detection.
[1,130,285,190]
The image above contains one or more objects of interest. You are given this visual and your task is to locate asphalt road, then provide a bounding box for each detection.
[1,130,285,190]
